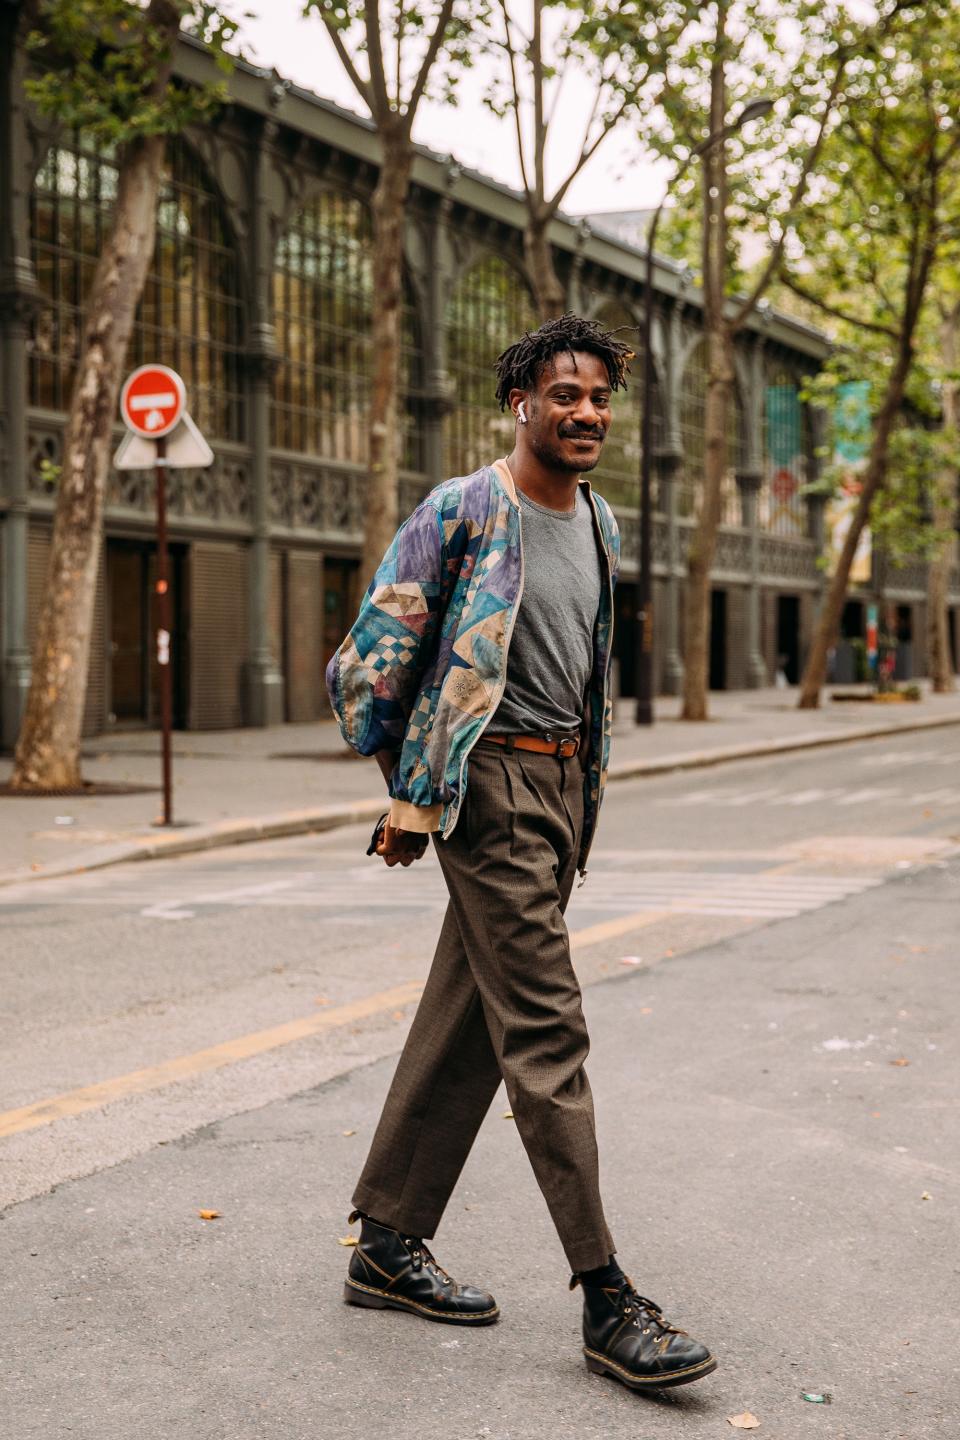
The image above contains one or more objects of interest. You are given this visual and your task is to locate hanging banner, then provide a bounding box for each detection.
[763,383,805,537]
[825,380,872,583]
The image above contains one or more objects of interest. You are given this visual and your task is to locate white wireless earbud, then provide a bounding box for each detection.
[517,401,528,424]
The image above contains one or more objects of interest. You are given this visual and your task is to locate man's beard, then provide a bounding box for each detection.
[529,428,606,473]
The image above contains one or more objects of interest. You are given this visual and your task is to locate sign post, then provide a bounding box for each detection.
[116,365,214,826]
[154,434,173,825]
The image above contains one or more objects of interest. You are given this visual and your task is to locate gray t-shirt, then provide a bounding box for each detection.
[493,486,602,736]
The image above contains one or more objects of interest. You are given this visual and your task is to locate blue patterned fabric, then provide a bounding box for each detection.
[326,463,619,872]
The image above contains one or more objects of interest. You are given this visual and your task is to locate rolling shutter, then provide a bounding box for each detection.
[188,541,248,729]
[284,550,322,722]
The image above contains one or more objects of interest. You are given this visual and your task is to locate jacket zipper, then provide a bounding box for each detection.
[443,499,525,841]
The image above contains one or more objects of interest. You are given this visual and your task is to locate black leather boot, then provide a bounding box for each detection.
[576,1275,717,1390]
[343,1212,499,1325]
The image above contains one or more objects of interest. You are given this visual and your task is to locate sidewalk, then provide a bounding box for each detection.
[3,683,960,886]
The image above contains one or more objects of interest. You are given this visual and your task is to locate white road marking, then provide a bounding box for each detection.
[655,785,960,809]
[859,749,960,768]
[139,877,299,919]
[573,871,882,919]
[0,843,925,931]
[110,867,883,924]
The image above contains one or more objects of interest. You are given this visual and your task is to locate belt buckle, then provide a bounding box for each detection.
[558,736,578,758]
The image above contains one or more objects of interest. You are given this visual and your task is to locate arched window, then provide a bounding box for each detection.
[678,338,746,523]
[29,136,244,441]
[760,361,809,538]
[445,255,537,477]
[271,191,423,472]
[590,300,665,512]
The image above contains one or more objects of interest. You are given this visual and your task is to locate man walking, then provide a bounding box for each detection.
[326,313,715,1391]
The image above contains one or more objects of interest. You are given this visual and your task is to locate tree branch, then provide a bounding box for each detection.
[394,0,403,109]
[402,0,456,131]
[548,93,630,216]
[733,60,846,331]
[499,0,531,196]
[846,117,902,187]
[532,0,545,206]
[319,12,373,112]
[364,0,391,119]
[779,272,902,338]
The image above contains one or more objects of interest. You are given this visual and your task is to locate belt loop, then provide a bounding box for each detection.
[503,735,516,753]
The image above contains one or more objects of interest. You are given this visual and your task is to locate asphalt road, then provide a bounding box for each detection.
[2,729,959,1439]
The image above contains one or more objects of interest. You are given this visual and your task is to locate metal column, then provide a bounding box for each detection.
[0,26,39,749]
[244,115,284,727]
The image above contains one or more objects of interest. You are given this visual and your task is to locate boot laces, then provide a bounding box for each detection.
[403,1237,454,1287]
[618,1283,683,1337]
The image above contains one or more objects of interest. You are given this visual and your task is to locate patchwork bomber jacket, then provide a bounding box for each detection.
[325,458,620,876]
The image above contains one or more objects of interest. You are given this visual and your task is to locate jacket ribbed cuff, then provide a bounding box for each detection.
[388,798,443,834]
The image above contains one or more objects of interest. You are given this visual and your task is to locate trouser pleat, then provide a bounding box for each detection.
[352,743,614,1273]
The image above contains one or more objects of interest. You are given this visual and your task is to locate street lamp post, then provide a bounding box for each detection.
[634,98,775,725]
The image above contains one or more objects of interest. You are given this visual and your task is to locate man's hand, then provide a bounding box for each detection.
[376,821,428,868]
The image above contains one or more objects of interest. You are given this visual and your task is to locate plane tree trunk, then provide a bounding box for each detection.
[11,0,181,791]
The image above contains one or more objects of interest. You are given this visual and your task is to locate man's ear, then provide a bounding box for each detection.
[508,388,530,422]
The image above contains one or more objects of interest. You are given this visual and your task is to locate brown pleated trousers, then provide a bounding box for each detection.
[352,740,615,1273]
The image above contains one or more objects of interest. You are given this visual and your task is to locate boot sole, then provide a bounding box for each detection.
[584,1346,718,1390]
[343,1279,499,1325]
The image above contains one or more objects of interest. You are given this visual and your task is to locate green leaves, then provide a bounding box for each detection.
[24,0,238,144]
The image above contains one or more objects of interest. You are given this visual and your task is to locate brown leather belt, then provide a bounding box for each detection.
[484,732,581,758]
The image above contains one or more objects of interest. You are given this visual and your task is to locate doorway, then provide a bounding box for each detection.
[776,594,801,685]
[613,580,637,698]
[893,603,914,681]
[710,588,727,691]
[323,557,360,670]
[107,539,187,727]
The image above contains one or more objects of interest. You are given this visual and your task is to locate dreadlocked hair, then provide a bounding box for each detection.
[494,312,634,411]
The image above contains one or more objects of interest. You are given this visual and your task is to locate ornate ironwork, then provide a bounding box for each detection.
[759,534,820,583]
[267,457,369,536]
[887,559,929,594]
[714,528,752,575]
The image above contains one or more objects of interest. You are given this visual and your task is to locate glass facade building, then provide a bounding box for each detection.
[2,32,952,747]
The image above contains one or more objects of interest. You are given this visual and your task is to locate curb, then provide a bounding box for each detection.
[0,798,386,890]
[4,710,960,890]
[607,709,960,781]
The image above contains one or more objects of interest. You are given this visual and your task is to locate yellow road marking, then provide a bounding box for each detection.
[0,980,423,1141]
[570,910,671,950]
[0,906,682,1141]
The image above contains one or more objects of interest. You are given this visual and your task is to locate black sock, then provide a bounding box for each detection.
[578,1257,626,1289]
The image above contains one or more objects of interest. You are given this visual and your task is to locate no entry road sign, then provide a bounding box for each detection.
[120,364,186,438]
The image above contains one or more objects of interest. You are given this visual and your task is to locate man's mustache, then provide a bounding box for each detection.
[558,424,606,439]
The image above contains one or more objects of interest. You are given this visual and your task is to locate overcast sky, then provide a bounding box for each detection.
[231,1,670,215]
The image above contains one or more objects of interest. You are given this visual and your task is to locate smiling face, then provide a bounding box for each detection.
[510,349,613,474]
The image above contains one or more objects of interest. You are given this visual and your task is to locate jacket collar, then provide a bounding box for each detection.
[492,457,594,512]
